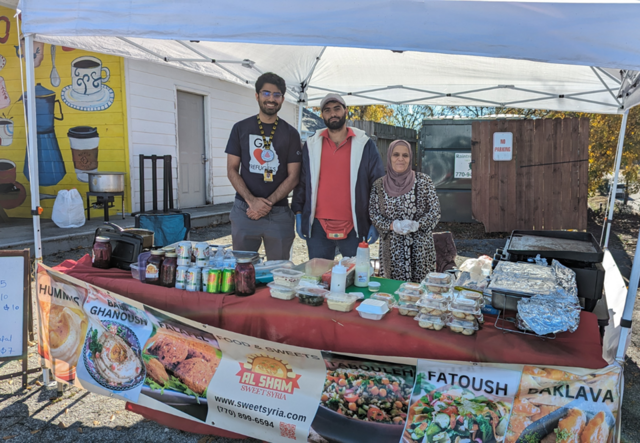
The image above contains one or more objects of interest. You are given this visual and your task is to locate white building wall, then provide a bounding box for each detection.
[124,59,299,212]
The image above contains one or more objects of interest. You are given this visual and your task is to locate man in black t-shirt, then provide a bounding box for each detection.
[225,72,302,260]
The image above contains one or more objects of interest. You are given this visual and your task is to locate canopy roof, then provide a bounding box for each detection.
[18,0,640,113]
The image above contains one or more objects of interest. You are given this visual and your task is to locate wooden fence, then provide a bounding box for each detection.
[348,120,418,170]
[471,118,589,232]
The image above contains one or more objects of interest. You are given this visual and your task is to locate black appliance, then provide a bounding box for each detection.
[497,230,605,312]
[93,226,145,270]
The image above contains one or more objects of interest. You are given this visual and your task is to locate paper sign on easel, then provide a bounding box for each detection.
[493,132,513,161]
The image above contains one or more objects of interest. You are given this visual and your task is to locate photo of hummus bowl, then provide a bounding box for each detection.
[82,321,146,391]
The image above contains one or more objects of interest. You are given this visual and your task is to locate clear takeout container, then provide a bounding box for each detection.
[424,282,452,294]
[415,313,446,330]
[459,290,485,306]
[356,299,389,320]
[417,294,450,316]
[305,258,336,277]
[267,282,296,300]
[370,292,395,307]
[446,316,479,336]
[368,281,381,292]
[396,302,420,317]
[426,272,452,285]
[295,285,328,306]
[130,263,143,281]
[397,282,425,296]
[451,294,483,313]
[326,292,358,312]
[271,268,304,288]
[254,260,293,278]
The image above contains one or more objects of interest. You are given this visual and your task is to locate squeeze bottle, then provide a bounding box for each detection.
[330,260,348,293]
[354,239,370,287]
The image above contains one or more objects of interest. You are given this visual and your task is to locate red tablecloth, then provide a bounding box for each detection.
[54,255,608,436]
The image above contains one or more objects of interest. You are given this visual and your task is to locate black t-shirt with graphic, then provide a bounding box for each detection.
[225,115,301,206]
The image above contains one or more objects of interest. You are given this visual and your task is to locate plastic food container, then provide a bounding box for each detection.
[267,282,296,300]
[255,260,293,279]
[370,292,395,307]
[295,286,328,306]
[368,281,381,292]
[424,282,452,294]
[415,313,446,330]
[397,282,425,296]
[305,258,336,277]
[356,299,389,320]
[459,290,485,306]
[417,294,449,316]
[426,272,452,285]
[451,294,483,312]
[446,316,479,336]
[130,263,143,281]
[271,268,304,288]
[326,292,358,312]
[397,302,420,317]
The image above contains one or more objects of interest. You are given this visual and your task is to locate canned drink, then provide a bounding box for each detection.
[186,266,200,292]
[175,265,189,289]
[177,241,192,266]
[194,242,209,267]
[201,267,211,292]
[221,268,235,293]
[206,269,222,293]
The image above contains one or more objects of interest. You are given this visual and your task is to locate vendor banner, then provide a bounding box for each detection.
[505,365,622,443]
[402,360,521,443]
[35,264,624,443]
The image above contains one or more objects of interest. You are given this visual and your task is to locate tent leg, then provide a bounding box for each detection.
[24,34,47,385]
[604,110,629,249]
[615,210,640,361]
[297,103,304,133]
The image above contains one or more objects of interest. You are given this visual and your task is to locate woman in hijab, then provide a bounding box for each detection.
[369,139,441,282]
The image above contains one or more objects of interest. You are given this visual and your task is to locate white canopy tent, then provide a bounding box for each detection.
[16,0,640,369]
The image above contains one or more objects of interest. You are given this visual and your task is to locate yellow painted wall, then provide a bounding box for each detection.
[0,6,129,219]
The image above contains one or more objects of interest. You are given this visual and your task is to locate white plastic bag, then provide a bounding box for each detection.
[52,189,86,228]
[392,220,419,235]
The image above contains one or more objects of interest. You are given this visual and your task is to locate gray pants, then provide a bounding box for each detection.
[229,200,295,261]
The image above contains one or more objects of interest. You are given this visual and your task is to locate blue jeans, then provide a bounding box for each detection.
[306,218,360,260]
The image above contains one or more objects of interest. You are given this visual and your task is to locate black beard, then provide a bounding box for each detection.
[324,114,346,130]
[259,100,281,116]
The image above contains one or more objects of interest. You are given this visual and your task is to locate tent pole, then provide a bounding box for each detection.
[604,110,629,249]
[297,101,304,133]
[615,218,640,361]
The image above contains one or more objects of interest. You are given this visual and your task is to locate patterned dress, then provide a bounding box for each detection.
[369,172,441,283]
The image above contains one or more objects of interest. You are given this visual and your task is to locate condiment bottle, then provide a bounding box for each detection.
[354,239,370,287]
[330,260,347,293]
[92,236,112,269]
[160,252,178,287]
[234,257,256,296]
[145,250,165,285]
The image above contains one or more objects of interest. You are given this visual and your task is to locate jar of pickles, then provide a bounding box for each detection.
[92,237,112,269]
[234,257,256,296]
[160,252,178,287]
[145,250,165,285]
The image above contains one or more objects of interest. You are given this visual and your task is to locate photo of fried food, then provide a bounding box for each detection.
[557,409,586,443]
[143,328,221,398]
[581,411,609,442]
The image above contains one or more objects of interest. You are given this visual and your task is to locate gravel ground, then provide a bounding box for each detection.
[2,213,639,442]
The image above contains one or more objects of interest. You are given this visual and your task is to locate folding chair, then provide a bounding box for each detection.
[135,212,191,247]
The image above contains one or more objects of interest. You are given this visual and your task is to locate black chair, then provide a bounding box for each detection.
[134,213,191,247]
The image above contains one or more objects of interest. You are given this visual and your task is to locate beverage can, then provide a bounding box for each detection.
[206,268,222,293]
[186,266,200,292]
[194,242,209,267]
[221,268,235,293]
[177,241,192,266]
[175,265,189,289]
[201,267,211,292]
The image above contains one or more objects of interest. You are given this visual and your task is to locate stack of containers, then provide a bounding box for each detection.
[415,272,454,330]
[395,283,425,317]
[267,268,304,300]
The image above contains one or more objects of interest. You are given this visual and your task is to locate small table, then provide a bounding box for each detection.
[86,191,125,222]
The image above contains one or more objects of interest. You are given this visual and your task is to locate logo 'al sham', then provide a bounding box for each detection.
[236,353,301,394]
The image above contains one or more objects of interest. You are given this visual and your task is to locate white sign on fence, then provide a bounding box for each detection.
[493,132,513,161]
[454,153,472,178]
[0,255,26,359]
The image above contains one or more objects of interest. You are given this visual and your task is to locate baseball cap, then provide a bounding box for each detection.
[320,93,346,110]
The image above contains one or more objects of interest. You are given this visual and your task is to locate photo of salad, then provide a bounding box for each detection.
[320,368,413,425]
[404,374,511,443]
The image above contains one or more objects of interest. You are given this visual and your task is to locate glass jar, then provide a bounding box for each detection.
[160,252,178,288]
[92,237,112,269]
[145,250,165,285]
[234,258,256,296]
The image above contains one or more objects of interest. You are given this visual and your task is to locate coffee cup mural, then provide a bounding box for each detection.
[61,56,115,112]
[68,126,99,182]
[0,117,13,145]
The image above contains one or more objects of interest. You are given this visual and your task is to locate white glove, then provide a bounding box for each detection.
[392,220,419,235]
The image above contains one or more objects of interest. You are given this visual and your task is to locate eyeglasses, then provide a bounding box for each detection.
[260,91,284,99]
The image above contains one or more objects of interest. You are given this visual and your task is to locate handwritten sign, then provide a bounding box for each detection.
[0,251,29,361]
[493,132,513,161]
